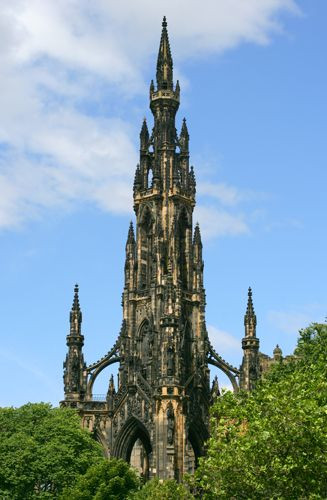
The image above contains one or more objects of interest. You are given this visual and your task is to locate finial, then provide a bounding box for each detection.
[162,16,167,28]
[247,287,254,313]
[72,284,80,312]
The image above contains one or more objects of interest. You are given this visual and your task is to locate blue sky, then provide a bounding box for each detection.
[0,1,326,405]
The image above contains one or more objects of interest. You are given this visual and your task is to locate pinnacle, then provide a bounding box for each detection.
[156,16,173,90]
[181,118,189,136]
[246,287,255,315]
[126,221,135,246]
[244,286,257,331]
[69,283,82,333]
[194,223,202,245]
[141,117,148,130]
[140,118,149,143]
[108,374,116,395]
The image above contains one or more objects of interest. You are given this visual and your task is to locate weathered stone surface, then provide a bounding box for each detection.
[61,17,287,481]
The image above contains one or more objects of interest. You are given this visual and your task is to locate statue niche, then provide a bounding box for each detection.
[138,319,151,380]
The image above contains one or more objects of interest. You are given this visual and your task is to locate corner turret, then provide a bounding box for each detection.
[63,284,87,404]
[240,287,260,391]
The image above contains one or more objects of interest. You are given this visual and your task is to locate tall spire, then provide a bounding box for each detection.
[70,284,82,335]
[244,287,257,336]
[156,16,173,90]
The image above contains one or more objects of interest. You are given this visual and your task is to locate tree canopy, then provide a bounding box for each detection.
[195,323,327,499]
[0,403,103,499]
[60,458,140,500]
[130,477,194,499]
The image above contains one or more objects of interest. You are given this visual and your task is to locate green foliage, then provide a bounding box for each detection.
[131,477,194,499]
[60,458,140,500]
[195,323,327,499]
[0,403,103,499]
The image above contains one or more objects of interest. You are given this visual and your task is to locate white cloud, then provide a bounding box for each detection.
[0,1,300,229]
[207,324,242,357]
[197,182,243,206]
[194,205,249,240]
[267,308,325,335]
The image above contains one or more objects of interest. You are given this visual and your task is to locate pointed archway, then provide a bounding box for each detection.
[112,416,152,479]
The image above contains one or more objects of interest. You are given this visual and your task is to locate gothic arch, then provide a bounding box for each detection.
[138,318,151,337]
[112,416,152,465]
[93,428,109,457]
[207,359,239,393]
[86,356,120,398]
[188,424,207,466]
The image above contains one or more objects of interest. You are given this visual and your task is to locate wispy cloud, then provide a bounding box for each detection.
[197,182,243,206]
[194,205,249,240]
[267,305,326,334]
[0,1,300,230]
[207,324,242,357]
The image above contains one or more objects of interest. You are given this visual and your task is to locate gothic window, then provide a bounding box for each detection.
[178,209,188,289]
[139,207,153,290]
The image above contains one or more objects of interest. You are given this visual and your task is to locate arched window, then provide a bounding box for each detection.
[177,209,188,288]
[139,208,153,290]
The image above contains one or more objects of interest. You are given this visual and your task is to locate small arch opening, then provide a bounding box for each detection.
[185,439,196,474]
[129,437,150,480]
[147,168,153,188]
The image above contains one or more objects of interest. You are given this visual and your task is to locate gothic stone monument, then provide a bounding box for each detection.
[62,18,284,480]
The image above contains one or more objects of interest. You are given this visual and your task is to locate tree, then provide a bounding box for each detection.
[0,403,103,499]
[130,477,194,499]
[60,459,140,500]
[195,323,327,499]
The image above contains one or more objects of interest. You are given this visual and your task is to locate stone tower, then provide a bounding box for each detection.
[62,18,242,480]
